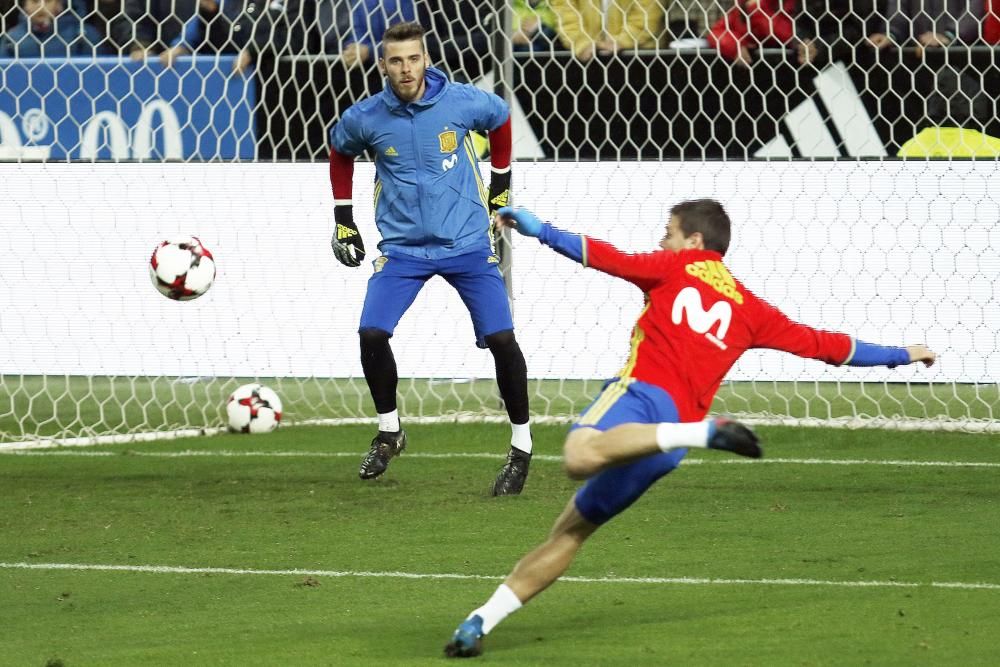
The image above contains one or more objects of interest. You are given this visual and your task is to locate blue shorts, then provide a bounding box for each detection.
[359,251,513,348]
[572,378,687,525]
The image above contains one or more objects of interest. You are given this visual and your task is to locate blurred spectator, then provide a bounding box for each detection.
[418,0,495,80]
[341,0,415,69]
[550,0,665,61]
[512,0,559,51]
[2,0,18,31]
[160,0,268,73]
[87,0,143,56]
[664,0,722,44]
[241,0,349,58]
[246,0,322,56]
[706,0,796,66]
[868,0,983,52]
[795,0,886,66]
[314,0,351,53]
[867,0,989,129]
[131,0,198,55]
[240,0,349,76]
[340,0,494,81]
[986,0,1000,43]
[0,0,103,57]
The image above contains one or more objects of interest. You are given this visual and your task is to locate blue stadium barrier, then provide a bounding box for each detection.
[0,56,255,160]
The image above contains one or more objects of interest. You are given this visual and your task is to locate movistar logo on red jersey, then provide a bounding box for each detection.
[685,260,743,304]
[672,287,731,350]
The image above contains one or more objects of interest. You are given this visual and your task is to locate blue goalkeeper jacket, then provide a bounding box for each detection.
[330,67,509,260]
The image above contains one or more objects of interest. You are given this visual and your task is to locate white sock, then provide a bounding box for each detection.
[655,420,712,452]
[378,410,400,433]
[510,422,532,454]
[470,584,523,635]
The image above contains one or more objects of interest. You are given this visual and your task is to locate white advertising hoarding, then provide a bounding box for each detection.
[0,161,996,383]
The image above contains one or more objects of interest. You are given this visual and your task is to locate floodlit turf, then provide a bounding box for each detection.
[2,423,999,665]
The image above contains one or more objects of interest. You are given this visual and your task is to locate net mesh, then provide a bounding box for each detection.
[1,0,998,444]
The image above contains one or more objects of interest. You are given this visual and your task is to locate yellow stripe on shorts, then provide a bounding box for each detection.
[577,378,633,427]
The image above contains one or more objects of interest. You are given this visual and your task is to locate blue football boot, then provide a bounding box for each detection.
[444,614,484,658]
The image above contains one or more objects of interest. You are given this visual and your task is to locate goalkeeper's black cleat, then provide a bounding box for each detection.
[359,429,407,480]
[444,615,484,658]
[707,418,762,459]
[490,447,532,496]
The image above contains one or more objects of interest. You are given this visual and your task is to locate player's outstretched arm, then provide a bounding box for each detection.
[496,206,543,237]
[495,206,672,290]
[496,206,584,263]
[752,303,939,371]
[844,340,938,369]
[906,344,937,367]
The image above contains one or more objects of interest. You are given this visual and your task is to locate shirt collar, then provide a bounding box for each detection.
[381,67,449,111]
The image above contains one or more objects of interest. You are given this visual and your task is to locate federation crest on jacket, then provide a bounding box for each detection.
[438,130,458,153]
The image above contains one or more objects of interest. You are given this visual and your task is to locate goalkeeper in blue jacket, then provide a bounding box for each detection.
[328,21,532,495]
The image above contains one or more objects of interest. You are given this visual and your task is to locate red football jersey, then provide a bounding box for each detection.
[584,239,853,421]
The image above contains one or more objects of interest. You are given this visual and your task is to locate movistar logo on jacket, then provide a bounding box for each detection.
[329,67,510,260]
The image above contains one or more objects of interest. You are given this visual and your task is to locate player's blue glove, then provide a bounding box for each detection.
[497,206,543,238]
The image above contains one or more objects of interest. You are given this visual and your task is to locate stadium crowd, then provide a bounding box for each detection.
[2,0,998,61]
[1,0,998,158]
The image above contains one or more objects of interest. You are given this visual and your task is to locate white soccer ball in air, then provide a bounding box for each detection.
[149,237,216,301]
[227,383,283,434]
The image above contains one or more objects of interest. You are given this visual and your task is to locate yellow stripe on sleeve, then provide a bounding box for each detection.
[463,136,489,210]
[841,337,857,366]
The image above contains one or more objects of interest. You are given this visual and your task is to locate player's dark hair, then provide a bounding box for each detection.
[382,22,427,50]
[671,199,731,255]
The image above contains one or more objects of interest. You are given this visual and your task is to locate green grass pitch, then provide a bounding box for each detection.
[2,423,999,665]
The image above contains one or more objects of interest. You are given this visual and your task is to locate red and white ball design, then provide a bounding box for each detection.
[149,237,216,301]
[226,383,283,434]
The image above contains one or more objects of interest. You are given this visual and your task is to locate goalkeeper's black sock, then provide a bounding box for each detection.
[359,328,398,415]
[485,329,530,431]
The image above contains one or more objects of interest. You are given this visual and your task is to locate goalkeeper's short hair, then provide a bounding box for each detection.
[671,199,731,255]
[382,21,427,50]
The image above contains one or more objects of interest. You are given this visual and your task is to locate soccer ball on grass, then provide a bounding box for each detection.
[227,383,283,433]
[149,237,216,301]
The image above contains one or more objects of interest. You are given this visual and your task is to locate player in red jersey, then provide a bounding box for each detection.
[444,199,937,658]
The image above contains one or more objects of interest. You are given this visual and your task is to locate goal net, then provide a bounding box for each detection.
[1,1,998,445]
